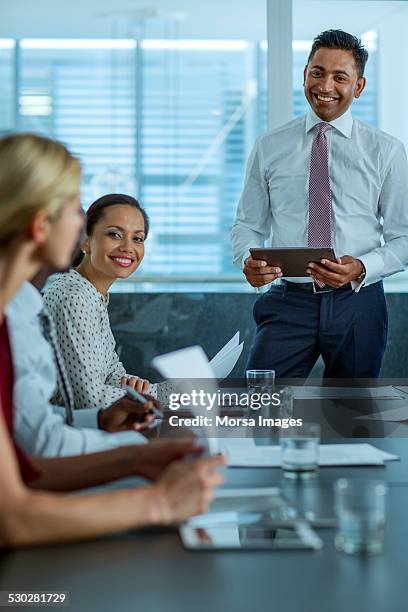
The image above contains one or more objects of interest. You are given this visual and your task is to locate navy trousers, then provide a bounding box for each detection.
[246,282,388,379]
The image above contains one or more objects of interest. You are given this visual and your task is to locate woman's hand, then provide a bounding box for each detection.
[121,375,150,394]
[134,438,204,480]
[151,455,225,524]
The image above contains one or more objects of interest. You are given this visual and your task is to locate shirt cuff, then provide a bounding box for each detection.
[351,251,384,292]
[242,250,251,269]
[73,408,99,429]
[108,430,148,446]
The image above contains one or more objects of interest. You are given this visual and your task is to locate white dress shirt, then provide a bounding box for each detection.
[231,109,408,288]
[6,282,146,457]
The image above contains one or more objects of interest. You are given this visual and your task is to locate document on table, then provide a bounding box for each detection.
[188,487,287,527]
[291,386,406,400]
[225,443,399,467]
[354,406,408,422]
[209,331,244,380]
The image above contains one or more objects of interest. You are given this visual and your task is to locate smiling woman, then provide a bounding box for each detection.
[74,193,150,287]
[43,194,153,410]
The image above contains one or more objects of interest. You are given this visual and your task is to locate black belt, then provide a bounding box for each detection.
[280,280,352,293]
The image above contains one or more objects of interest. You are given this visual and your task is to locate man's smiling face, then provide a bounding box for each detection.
[303,47,366,122]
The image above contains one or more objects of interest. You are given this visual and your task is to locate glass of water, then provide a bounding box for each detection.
[246,370,275,407]
[279,386,294,419]
[280,422,320,480]
[334,479,387,555]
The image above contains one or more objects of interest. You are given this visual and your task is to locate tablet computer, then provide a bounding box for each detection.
[179,488,322,550]
[250,247,336,277]
[180,522,322,551]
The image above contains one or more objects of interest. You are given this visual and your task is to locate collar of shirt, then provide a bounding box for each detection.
[69,269,109,306]
[305,108,353,139]
[5,281,44,320]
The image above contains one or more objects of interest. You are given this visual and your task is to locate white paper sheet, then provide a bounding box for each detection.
[210,331,240,365]
[218,436,256,450]
[292,386,405,400]
[393,386,408,397]
[152,345,216,380]
[210,343,244,380]
[152,346,220,454]
[373,448,400,460]
[209,332,243,380]
[225,443,398,467]
[188,487,281,527]
[354,406,408,422]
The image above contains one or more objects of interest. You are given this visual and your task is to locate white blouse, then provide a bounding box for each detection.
[43,269,132,410]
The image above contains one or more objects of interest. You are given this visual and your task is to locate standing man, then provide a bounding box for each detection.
[232,30,408,379]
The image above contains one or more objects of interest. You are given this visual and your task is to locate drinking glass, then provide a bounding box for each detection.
[334,479,387,555]
[246,369,275,391]
[246,369,276,411]
[280,423,320,480]
[279,386,294,419]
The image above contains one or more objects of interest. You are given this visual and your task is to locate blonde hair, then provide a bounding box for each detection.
[0,133,81,250]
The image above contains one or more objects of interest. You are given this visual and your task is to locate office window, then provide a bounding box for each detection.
[0,40,15,135]
[18,41,137,208]
[141,42,262,277]
[3,7,404,288]
[15,39,266,285]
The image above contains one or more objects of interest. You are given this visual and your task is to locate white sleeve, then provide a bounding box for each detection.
[357,142,408,286]
[53,405,99,429]
[14,367,146,458]
[231,138,272,268]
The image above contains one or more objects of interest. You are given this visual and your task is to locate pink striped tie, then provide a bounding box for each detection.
[308,122,332,287]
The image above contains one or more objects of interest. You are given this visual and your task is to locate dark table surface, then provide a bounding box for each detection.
[1,438,407,612]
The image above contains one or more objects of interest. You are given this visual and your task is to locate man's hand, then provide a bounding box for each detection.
[132,437,205,480]
[243,256,282,288]
[98,394,160,432]
[307,256,364,288]
[120,375,150,394]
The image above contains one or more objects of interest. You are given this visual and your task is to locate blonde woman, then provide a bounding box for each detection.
[0,133,224,547]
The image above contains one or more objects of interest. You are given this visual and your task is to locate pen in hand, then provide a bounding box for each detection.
[121,384,164,420]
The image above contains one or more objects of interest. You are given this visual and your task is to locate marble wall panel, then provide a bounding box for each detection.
[109,293,408,381]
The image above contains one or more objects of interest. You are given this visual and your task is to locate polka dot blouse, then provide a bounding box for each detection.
[43,269,130,410]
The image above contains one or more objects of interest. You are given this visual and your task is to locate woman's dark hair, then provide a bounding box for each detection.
[307,29,368,78]
[72,193,149,267]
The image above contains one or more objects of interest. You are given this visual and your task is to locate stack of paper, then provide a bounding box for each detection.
[291,386,406,401]
[354,406,408,422]
[209,332,244,380]
[224,443,399,467]
[152,345,220,455]
[151,333,244,452]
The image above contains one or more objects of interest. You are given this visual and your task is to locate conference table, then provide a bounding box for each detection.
[1,436,407,612]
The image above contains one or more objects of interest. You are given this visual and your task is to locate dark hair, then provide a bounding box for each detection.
[72,193,149,267]
[307,29,368,78]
